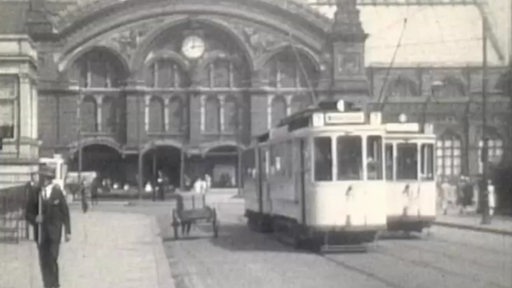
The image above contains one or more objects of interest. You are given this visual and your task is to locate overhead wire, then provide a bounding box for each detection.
[288,32,318,105]
[376,17,408,110]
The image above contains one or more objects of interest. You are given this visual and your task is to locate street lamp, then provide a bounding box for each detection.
[481,18,491,225]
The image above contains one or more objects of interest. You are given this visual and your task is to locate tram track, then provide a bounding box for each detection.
[315,232,510,288]
[320,253,404,288]
[383,237,507,271]
[375,245,508,288]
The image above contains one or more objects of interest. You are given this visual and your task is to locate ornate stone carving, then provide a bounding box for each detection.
[233,24,286,57]
[101,19,163,62]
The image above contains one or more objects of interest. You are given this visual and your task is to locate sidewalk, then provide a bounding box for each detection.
[0,208,174,288]
[434,209,512,236]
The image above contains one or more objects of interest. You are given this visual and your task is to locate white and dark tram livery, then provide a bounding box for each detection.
[383,116,437,232]
[242,100,389,251]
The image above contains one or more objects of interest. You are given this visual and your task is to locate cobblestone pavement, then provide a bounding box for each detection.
[37,192,511,288]
[0,207,173,288]
[171,196,511,288]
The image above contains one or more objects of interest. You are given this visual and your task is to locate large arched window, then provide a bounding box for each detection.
[205,96,220,133]
[212,59,231,88]
[271,96,287,127]
[146,59,186,88]
[70,49,126,88]
[290,94,312,114]
[102,96,116,133]
[81,96,97,132]
[440,78,466,98]
[223,96,237,133]
[387,77,419,98]
[479,131,503,173]
[436,132,462,178]
[148,96,164,132]
[168,96,183,133]
[262,50,318,89]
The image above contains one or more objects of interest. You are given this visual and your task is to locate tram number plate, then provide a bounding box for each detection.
[325,112,365,124]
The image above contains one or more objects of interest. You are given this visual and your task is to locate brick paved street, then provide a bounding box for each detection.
[0,207,174,288]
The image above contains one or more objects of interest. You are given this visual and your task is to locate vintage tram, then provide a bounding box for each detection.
[242,100,388,252]
[383,116,437,232]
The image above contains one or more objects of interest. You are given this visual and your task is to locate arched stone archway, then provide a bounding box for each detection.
[203,145,240,188]
[142,145,183,194]
[68,144,123,186]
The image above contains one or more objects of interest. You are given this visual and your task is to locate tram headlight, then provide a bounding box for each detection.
[399,113,407,123]
[312,113,325,127]
[336,99,345,112]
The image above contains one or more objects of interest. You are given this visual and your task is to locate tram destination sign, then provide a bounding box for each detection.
[324,112,365,124]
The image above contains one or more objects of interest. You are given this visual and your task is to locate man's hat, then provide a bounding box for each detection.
[39,165,56,178]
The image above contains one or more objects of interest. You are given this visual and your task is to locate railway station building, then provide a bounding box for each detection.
[0,0,510,196]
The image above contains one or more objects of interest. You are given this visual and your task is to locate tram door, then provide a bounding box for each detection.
[258,147,270,214]
[297,139,307,225]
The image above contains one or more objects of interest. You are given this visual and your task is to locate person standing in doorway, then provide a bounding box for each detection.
[488,179,496,216]
[25,166,71,288]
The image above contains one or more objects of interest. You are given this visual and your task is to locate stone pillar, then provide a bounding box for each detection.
[0,36,39,188]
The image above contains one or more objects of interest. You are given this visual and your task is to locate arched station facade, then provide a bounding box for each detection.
[22,0,509,191]
[35,0,336,189]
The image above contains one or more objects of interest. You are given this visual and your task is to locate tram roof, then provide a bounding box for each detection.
[255,100,365,143]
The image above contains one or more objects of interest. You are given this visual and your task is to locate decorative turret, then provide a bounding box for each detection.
[328,0,369,102]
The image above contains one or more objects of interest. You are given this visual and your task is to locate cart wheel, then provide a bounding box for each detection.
[171,210,179,239]
[212,209,219,238]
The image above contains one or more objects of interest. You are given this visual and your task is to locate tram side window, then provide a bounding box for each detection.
[385,144,394,180]
[396,143,418,180]
[314,137,332,181]
[421,144,434,180]
[337,136,362,180]
[367,136,383,180]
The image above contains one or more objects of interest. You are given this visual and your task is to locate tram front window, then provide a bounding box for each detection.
[421,144,434,180]
[396,143,418,180]
[337,136,362,180]
[367,136,383,180]
[385,144,394,180]
[314,137,332,181]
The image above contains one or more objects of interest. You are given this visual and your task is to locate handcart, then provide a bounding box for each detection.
[171,192,218,239]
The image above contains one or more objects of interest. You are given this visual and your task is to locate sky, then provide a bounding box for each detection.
[305,0,511,66]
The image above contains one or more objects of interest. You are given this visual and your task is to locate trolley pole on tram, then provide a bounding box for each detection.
[481,19,491,225]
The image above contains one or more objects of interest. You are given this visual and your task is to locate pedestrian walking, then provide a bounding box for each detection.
[90,176,99,206]
[157,170,167,201]
[79,180,88,213]
[25,166,71,288]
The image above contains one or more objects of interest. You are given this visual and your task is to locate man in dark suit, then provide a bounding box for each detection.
[25,166,71,288]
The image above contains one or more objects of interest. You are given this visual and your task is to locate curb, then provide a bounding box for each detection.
[150,217,176,288]
[434,221,512,236]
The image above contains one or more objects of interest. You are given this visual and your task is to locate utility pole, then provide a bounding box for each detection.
[77,88,82,186]
[481,18,491,225]
[137,93,143,200]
